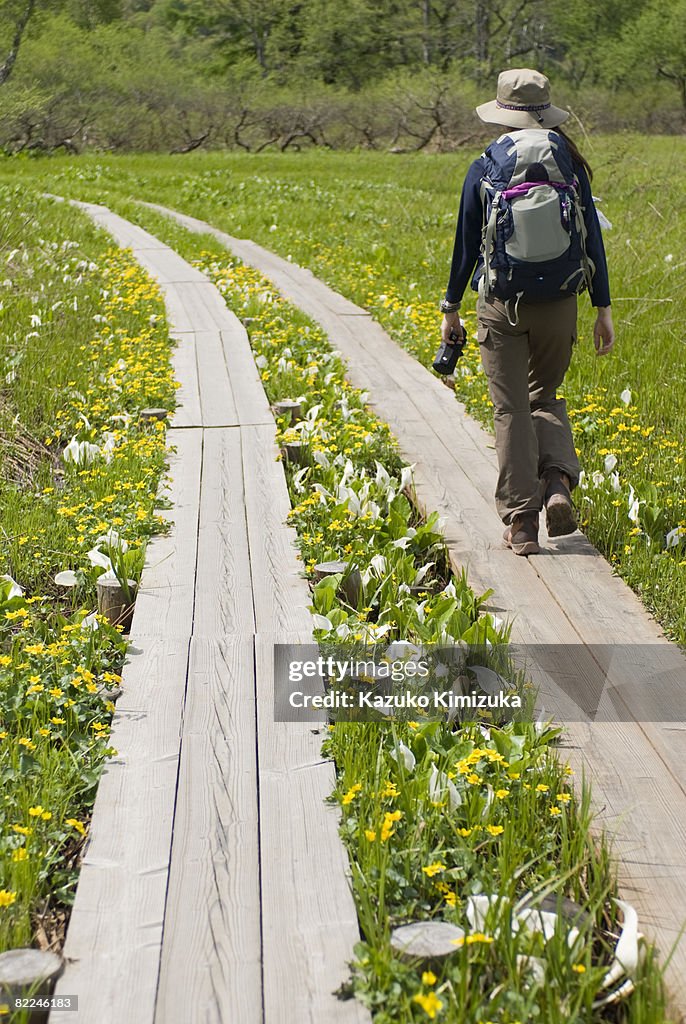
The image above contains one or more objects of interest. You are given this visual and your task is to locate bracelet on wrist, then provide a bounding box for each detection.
[440,298,461,314]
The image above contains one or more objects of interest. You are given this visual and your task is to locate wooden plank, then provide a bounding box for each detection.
[160,281,236,335]
[155,637,261,1024]
[193,427,255,638]
[193,330,240,427]
[161,290,274,433]
[158,282,220,335]
[71,201,170,251]
[131,428,201,640]
[219,326,273,426]
[48,205,202,1024]
[127,246,208,285]
[241,424,312,635]
[169,333,202,429]
[255,633,370,1024]
[49,638,190,1024]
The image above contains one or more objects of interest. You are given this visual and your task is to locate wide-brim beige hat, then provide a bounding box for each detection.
[476,68,569,129]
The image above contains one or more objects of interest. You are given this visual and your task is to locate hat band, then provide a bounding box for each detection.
[496,99,551,112]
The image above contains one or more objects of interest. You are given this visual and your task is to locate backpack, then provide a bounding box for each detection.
[478,129,595,315]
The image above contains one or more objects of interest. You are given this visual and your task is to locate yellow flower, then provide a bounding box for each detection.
[11,825,32,836]
[412,991,443,1019]
[380,809,401,841]
[572,963,586,973]
[556,792,571,803]
[422,861,446,878]
[457,827,473,837]
[535,784,549,793]
[549,806,561,816]
[364,829,377,842]
[421,971,437,986]
[28,806,45,817]
[342,783,362,805]
[66,818,87,836]
[5,609,28,621]
[11,848,28,862]
[0,890,17,908]
[453,933,494,947]
[495,789,509,799]
[466,773,481,785]
[485,824,504,836]
[0,655,11,666]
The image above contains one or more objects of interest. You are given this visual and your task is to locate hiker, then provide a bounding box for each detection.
[440,68,614,556]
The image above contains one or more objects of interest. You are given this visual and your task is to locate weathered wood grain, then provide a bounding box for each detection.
[219,326,273,426]
[131,428,201,640]
[193,330,240,427]
[241,424,312,636]
[168,331,202,429]
[49,638,191,1024]
[155,637,261,1024]
[193,426,255,638]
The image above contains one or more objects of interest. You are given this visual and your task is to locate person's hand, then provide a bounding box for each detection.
[441,311,463,344]
[593,306,615,356]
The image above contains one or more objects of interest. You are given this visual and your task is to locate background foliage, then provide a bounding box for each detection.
[0,0,684,154]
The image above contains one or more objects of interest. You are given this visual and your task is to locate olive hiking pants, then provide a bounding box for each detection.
[476,293,581,526]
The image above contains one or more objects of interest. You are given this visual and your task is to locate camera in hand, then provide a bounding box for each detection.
[433,327,466,375]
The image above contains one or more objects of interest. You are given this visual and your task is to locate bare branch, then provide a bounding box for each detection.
[170,130,211,155]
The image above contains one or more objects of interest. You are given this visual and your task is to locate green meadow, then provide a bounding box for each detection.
[0,138,683,1020]
[4,136,684,641]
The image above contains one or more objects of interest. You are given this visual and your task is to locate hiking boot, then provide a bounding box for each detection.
[503,514,540,556]
[543,469,578,537]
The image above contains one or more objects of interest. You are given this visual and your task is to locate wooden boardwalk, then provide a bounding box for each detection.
[48,204,370,1024]
[140,203,686,1016]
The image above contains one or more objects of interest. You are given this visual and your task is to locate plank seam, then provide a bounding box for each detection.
[151,424,204,1020]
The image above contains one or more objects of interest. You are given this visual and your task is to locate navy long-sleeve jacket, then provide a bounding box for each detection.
[445,153,611,308]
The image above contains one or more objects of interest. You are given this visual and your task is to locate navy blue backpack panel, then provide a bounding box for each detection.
[479,129,595,305]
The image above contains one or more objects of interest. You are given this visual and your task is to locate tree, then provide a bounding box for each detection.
[540,0,643,87]
[624,0,686,112]
[0,0,37,86]
[159,0,289,72]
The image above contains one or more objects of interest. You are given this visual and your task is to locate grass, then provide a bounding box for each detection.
[2,138,684,640]
[0,185,176,971]
[0,144,680,1018]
